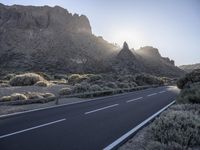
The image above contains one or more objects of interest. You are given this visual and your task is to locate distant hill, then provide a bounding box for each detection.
[0,3,184,77]
[179,63,200,72]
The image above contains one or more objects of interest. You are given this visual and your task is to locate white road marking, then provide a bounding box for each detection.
[147,93,157,97]
[0,118,66,139]
[158,91,166,94]
[84,104,119,115]
[126,97,143,103]
[103,100,176,150]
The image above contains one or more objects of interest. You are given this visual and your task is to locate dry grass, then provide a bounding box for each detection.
[9,73,45,86]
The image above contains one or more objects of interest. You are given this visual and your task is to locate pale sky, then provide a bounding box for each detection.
[1,0,200,66]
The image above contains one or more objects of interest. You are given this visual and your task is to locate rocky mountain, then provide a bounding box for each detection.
[0,3,118,74]
[0,3,184,77]
[179,63,200,72]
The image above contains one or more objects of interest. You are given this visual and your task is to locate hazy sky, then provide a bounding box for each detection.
[1,0,200,66]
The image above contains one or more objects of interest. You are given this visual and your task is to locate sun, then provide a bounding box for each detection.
[110,27,145,49]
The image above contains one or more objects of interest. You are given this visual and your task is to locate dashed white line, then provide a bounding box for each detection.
[126,97,143,103]
[158,91,166,94]
[0,118,66,139]
[84,104,119,115]
[147,93,157,97]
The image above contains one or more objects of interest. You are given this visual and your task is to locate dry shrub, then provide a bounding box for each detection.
[25,92,55,99]
[9,73,45,86]
[59,87,73,95]
[0,93,27,102]
[35,81,50,87]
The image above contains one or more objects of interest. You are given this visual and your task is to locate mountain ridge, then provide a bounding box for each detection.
[0,3,184,77]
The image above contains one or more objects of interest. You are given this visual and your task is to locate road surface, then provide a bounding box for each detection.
[0,86,179,150]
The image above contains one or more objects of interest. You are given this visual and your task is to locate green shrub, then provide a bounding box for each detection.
[177,69,200,89]
[135,74,164,86]
[86,74,102,82]
[9,73,45,86]
[105,82,118,89]
[72,83,90,93]
[146,110,200,149]
[89,84,102,92]
[176,83,200,104]
[117,82,130,89]
[68,74,82,84]
[59,87,73,95]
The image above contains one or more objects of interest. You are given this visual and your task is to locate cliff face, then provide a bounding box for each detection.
[0,4,91,33]
[0,4,117,73]
[0,4,184,77]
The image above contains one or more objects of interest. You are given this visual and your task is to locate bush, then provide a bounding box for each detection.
[146,110,200,149]
[35,81,49,87]
[72,83,90,93]
[9,73,45,86]
[177,69,200,89]
[41,93,55,98]
[0,96,11,102]
[25,92,44,99]
[176,83,200,104]
[50,79,67,85]
[87,74,102,82]
[0,93,28,102]
[0,83,10,87]
[89,84,102,92]
[3,73,16,80]
[59,87,73,95]
[117,82,130,89]
[135,74,164,86]
[105,82,118,89]
[68,74,82,84]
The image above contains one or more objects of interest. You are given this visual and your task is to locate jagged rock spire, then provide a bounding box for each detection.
[123,41,129,50]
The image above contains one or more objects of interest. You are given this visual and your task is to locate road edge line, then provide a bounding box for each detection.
[103,100,176,150]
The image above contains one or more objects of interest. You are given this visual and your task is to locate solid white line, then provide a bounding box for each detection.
[147,93,157,97]
[84,104,119,115]
[0,86,164,119]
[0,118,66,139]
[103,100,175,150]
[126,97,143,103]
[158,91,166,94]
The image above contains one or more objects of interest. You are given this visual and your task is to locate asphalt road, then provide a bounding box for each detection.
[0,86,179,150]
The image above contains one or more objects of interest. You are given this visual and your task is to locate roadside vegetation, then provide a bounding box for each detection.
[120,69,200,150]
[0,72,173,105]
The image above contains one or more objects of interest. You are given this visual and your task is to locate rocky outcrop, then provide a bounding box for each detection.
[0,4,184,77]
[0,3,117,74]
[179,63,200,72]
